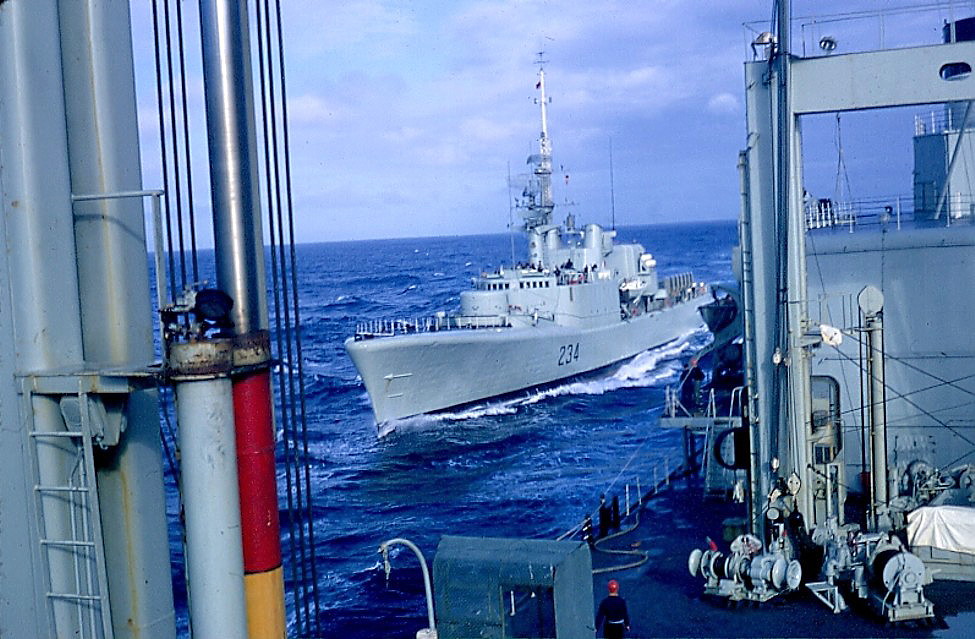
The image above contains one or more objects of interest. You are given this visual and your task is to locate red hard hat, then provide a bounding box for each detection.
[607,579,619,594]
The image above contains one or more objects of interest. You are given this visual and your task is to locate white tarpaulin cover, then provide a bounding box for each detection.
[907,506,975,555]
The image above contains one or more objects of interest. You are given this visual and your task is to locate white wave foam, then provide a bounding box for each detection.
[379,401,522,437]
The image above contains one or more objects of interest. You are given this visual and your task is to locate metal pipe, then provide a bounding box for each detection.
[199,0,267,334]
[0,4,86,637]
[58,1,177,634]
[865,310,888,527]
[199,3,285,635]
[171,340,249,639]
[379,538,436,633]
[742,62,777,538]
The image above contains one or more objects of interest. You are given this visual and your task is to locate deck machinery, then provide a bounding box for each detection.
[683,3,975,625]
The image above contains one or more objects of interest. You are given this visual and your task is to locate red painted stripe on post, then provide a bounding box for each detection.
[233,369,283,573]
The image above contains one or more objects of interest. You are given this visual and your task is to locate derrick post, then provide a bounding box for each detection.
[199,0,286,635]
[170,340,249,638]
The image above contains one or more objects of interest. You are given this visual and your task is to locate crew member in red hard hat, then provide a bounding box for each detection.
[595,579,630,638]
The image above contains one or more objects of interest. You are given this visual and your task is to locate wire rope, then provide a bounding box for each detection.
[273,0,322,625]
[161,0,187,291]
[253,2,306,633]
[172,0,199,281]
[150,0,177,304]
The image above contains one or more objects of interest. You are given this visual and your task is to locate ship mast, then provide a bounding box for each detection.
[536,56,554,216]
[522,53,555,230]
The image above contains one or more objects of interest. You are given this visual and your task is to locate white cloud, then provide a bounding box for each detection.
[707,92,740,115]
[131,0,786,240]
[288,94,344,125]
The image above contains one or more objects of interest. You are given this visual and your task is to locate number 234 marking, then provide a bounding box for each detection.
[558,343,580,366]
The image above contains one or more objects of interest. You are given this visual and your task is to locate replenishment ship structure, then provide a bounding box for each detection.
[346,62,707,428]
[665,2,975,630]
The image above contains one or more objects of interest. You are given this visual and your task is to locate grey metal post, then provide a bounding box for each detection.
[784,111,815,522]
[0,3,86,637]
[170,341,249,638]
[858,286,888,528]
[742,61,777,536]
[199,0,268,334]
[737,150,761,537]
[774,0,815,522]
[57,2,176,636]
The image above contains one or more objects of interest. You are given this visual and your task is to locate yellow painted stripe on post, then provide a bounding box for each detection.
[245,566,286,639]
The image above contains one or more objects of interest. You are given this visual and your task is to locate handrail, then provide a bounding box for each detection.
[379,538,436,634]
[71,189,167,344]
[354,314,514,338]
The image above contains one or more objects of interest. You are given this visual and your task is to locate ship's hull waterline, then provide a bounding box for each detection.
[346,298,707,425]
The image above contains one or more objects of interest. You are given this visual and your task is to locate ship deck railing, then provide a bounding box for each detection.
[744,4,971,61]
[804,193,975,232]
[353,314,512,339]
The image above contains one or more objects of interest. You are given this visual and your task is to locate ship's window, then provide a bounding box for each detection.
[810,376,842,459]
[503,586,556,638]
[941,61,972,81]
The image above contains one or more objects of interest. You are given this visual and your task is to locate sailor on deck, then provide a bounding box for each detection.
[595,579,630,638]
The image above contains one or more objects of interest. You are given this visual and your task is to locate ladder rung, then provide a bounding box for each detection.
[40,539,96,548]
[29,430,84,439]
[46,592,102,602]
[35,485,90,494]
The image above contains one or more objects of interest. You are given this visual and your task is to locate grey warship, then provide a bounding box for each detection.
[346,63,707,427]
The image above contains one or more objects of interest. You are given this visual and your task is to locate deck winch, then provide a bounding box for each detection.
[807,520,935,622]
[688,533,802,603]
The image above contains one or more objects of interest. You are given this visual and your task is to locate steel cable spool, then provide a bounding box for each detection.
[872,549,925,593]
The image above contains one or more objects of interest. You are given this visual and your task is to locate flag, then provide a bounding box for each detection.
[535,80,541,89]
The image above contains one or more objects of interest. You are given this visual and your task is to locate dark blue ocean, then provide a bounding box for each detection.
[163,220,738,638]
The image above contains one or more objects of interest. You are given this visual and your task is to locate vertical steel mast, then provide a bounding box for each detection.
[740,0,814,534]
[199,1,286,636]
[1,1,178,637]
[774,0,815,522]
[536,60,555,218]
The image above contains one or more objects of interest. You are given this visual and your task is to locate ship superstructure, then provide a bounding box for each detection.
[347,62,707,427]
[673,3,975,626]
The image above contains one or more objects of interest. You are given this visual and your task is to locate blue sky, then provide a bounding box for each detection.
[128,1,965,243]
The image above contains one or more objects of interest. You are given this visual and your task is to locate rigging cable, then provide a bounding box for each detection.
[817,332,975,460]
[255,0,322,633]
[274,0,323,623]
[161,0,188,291]
[254,2,306,633]
[172,0,199,280]
[150,0,177,303]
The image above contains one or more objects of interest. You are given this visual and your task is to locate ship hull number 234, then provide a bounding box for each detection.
[558,343,580,366]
